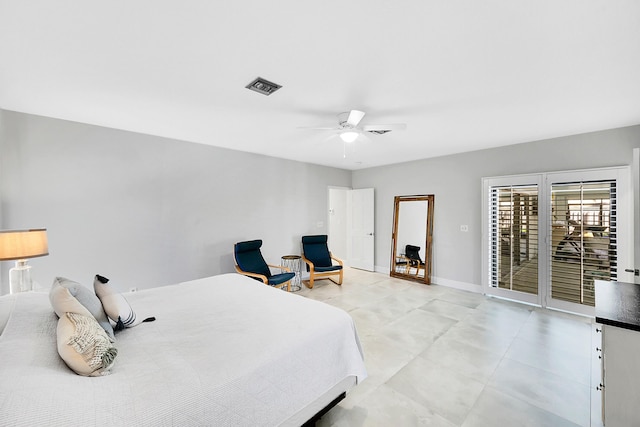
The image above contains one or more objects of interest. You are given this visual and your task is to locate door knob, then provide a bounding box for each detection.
[624,268,639,276]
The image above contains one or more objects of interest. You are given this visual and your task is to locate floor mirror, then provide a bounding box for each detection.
[390,195,435,284]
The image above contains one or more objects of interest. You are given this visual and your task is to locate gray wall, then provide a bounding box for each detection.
[2,109,639,296]
[0,111,351,294]
[353,125,640,291]
[0,110,4,235]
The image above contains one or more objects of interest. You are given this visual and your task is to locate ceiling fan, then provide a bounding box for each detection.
[302,110,407,143]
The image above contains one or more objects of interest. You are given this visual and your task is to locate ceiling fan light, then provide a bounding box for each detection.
[340,131,358,143]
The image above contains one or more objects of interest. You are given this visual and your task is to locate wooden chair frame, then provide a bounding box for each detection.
[235,264,292,292]
[301,253,343,289]
[406,257,426,278]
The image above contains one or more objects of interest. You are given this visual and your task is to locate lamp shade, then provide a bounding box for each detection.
[0,229,49,261]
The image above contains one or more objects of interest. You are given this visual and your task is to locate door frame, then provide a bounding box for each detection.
[633,148,640,284]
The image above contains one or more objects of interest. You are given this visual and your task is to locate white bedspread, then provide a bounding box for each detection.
[0,274,367,426]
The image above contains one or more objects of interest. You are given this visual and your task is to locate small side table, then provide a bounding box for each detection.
[281,255,302,292]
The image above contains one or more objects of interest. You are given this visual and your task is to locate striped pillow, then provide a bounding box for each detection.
[93,275,136,331]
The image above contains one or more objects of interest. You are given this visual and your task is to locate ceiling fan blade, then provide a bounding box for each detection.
[347,110,366,127]
[362,123,407,132]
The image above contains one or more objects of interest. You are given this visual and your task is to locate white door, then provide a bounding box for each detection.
[349,188,375,271]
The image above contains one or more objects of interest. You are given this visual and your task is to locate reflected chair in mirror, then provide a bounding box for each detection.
[234,239,295,292]
[405,245,426,277]
[394,254,410,274]
[301,235,343,289]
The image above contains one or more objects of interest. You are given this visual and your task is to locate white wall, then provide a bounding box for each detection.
[0,111,351,294]
[353,125,640,292]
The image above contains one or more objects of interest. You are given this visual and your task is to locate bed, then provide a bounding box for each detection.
[0,273,367,426]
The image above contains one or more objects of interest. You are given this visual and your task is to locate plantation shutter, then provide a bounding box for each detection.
[489,185,539,294]
[549,180,617,306]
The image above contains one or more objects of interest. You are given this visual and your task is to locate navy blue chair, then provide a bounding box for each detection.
[301,235,343,289]
[234,240,295,291]
[405,244,425,277]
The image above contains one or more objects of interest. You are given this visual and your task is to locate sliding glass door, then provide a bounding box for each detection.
[546,169,629,315]
[492,185,539,295]
[484,175,542,305]
[483,167,631,315]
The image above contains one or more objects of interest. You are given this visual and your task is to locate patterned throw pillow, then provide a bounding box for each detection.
[50,285,117,376]
[50,277,115,341]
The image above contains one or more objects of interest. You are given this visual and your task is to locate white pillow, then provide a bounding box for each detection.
[93,275,137,330]
[50,285,117,376]
[51,277,115,341]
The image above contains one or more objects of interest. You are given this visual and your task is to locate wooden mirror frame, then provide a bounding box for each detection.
[390,195,435,284]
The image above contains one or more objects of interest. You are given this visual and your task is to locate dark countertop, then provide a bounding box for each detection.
[595,280,640,332]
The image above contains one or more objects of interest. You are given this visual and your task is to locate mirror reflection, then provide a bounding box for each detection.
[390,195,434,284]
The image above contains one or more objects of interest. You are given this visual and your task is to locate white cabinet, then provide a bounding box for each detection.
[601,324,640,426]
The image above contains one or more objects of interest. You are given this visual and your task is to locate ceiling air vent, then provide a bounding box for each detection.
[245,77,282,96]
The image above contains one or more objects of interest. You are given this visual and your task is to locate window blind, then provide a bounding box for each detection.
[549,180,617,306]
[490,185,539,294]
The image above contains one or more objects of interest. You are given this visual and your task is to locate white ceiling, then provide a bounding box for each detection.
[1,1,639,170]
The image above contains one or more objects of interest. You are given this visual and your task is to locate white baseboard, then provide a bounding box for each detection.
[372,266,482,294]
[431,276,482,294]
[374,265,387,274]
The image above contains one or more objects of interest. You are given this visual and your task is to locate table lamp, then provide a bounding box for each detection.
[0,229,49,293]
